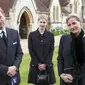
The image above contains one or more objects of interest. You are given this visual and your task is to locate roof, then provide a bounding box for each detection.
[0,0,71,17]
[0,0,15,17]
[61,7,71,14]
[0,0,51,16]
[59,0,70,6]
[34,0,51,12]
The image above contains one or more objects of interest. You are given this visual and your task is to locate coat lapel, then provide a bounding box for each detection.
[83,36,85,57]
[6,28,13,48]
[6,28,13,58]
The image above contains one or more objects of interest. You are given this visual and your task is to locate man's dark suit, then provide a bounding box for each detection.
[0,27,23,85]
[57,34,85,85]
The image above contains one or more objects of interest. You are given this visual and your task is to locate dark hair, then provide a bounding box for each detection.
[66,14,81,24]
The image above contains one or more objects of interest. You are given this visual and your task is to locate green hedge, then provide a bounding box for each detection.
[51,27,69,36]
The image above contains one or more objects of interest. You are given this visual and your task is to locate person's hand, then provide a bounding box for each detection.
[38,63,46,71]
[60,73,74,83]
[7,66,17,77]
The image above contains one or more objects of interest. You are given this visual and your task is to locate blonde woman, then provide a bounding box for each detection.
[28,14,56,85]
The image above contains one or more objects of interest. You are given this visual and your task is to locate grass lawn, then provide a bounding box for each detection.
[20,47,60,85]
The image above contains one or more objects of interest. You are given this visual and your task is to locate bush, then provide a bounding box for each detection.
[51,27,69,36]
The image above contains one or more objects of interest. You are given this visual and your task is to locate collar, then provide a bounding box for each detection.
[36,28,47,37]
[0,30,2,33]
[3,27,6,33]
[0,27,7,37]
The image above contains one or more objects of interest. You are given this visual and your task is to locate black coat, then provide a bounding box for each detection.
[28,29,56,84]
[57,34,85,85]
[0,27,23,85]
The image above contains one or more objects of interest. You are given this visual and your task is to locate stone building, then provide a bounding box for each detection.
[0,0,51,39]
[0,0,82,38]
[50,0,82,29]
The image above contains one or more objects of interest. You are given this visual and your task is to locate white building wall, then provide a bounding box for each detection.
[71,0,82,16]
[6,0,39,32]
[50,0,62,29]
[50,0,62,23]
[61,0,82,29]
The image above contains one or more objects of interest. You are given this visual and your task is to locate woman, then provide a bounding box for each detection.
[57,14,85,85]
[28,14,56,85]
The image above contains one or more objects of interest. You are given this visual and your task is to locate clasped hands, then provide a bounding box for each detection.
[38,63,46,71]
[7,66,17,77]
[60,73,74,83]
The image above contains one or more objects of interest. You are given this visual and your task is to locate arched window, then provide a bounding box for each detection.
[53,6,55,22]
[56,6,59,21]
[74,0,77,13]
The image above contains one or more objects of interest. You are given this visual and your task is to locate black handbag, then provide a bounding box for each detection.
[72,62,85,78]
[64,62,85,79]
[37,70,49,84]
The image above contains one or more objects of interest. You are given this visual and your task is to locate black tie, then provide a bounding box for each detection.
[2,31,7,46]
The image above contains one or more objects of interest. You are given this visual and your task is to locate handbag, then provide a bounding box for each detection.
[64,62,84,79]
[37,70,49,84]
[72,62,85,78]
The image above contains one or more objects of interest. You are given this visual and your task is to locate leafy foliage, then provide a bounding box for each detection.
[51,27,69,36]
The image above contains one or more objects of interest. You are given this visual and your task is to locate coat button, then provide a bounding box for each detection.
[50,65,52,66]
[41,40,43,42]
[32,65,34,66]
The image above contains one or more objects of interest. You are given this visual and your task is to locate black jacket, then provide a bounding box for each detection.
[57,34,85,85]
[28,29,56,84]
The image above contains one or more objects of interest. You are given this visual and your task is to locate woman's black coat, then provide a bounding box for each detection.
[28,29,56,84]
[57,34,85,85]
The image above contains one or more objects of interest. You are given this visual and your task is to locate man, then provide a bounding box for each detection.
[0,7,23,85]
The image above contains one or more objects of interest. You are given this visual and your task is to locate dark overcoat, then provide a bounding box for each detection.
[0,27,23,85]
[57,34,85,85]
[28,29,56,84]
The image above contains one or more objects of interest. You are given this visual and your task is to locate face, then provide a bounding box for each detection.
[0,11,5,29]
[38,19,47,30]
[67,17,81,35]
